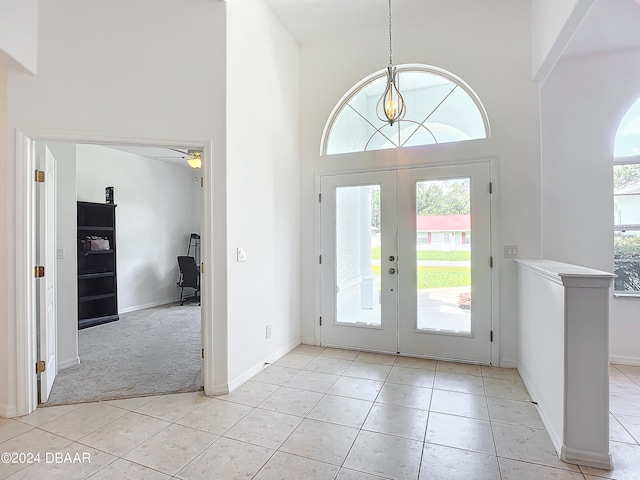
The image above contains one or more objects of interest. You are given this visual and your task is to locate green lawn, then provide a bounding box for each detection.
[372,265,470,289]
[371,247,470,261]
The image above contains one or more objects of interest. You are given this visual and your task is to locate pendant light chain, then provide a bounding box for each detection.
[377,0,406,126]
[388,0,393,67]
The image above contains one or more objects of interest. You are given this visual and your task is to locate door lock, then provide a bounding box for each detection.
[389,255,395,261]
[388,268,396,274]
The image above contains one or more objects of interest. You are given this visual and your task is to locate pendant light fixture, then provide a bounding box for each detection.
[376,0,406,127]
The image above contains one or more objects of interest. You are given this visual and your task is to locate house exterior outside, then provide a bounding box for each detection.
[416,215,471,251]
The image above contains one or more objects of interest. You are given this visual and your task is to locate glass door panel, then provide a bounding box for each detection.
[415,178,472,334]
[336,185,381,326]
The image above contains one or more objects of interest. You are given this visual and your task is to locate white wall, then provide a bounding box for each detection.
[76,144,201,313]
[1,0,228,414]
[44,141,78,370]
[0,0,38,74]
[226,0,300,384]
[540,49,640,364]
[531,0,595,81]
[299,0,541,367]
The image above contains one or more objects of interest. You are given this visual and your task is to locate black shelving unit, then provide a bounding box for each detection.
[77,201,119,329]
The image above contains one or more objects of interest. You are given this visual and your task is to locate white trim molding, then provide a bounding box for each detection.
[118,299,178,315]
[12,130,219,416]
[15,130,38,417]
[57,356,80,371]
[611,355,640,366]
[221,338,300,395]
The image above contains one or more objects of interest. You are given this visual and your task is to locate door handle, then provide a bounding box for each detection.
[388,268,396,274]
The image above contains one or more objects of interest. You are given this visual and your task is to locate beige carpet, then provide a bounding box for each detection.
[45,303,202,406]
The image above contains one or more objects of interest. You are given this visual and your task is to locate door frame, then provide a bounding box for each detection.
[314,157,501,365]
[14,129,218,415]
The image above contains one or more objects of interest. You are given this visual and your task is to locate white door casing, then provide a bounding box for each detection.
[12,130,217,418]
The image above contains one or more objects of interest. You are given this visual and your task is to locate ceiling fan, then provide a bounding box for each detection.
[154,148,203,169]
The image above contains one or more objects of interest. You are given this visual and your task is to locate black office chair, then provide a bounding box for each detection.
[177,256,200,305]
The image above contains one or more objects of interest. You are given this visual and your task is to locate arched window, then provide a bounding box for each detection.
[613,97,640,294]
[321,64,490,156]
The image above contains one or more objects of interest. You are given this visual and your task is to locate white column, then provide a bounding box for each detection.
[560,273,613,469]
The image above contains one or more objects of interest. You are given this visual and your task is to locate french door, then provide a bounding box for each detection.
[320,163,492,363]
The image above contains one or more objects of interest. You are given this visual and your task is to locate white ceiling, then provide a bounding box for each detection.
[262,0,640,57]
[262,0,434,45]
[563,0,640,58]
[106,145,195,168]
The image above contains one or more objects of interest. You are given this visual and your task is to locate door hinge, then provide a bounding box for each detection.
[34,266,45,278]
[490,330,494,342]
[35,360,46,374]
[319,316,322,326]
[319,193,321,202]
[319,255,322,264]
[35,170,45,183]
[489,256,493,268]
[201,348,204,359]
[489,182,493,194]
[200,177,204,188]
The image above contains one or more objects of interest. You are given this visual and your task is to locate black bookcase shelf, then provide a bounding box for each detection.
[78,272,114,280]
[77,201,119,329]
[78,226,114,232]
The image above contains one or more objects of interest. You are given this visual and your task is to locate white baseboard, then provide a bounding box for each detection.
[499,359,517,368]
[610,355,640,366]
[118,299,179,315]
[210,383,230,396]
[228,363,267,393]
[220,338,301,395]
[0,403,18,419]
[301,337,317,345]
[561,446,613,471]
[265,338,301,364]
[517,362,563,457]
[58,356,80,371]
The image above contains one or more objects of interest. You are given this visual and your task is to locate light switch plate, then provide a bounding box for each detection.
[504,245,519,258]
[237,247,247,262]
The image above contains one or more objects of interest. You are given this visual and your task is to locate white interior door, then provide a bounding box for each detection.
[37,146,57,403]
[320,163,492,363]
[320,171,398,353]
[397,164,492,363]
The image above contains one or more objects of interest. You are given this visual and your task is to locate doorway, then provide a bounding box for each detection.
[34,140,206,405]
[320,163,492,363]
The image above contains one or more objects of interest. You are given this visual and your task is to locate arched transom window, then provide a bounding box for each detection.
[321,64,490,156]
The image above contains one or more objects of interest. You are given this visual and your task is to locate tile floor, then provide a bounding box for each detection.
[1,346,639,479]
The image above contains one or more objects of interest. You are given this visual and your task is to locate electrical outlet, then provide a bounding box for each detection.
[504,245,519,258]
[237,247,247,262]
[266,325,272,339]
